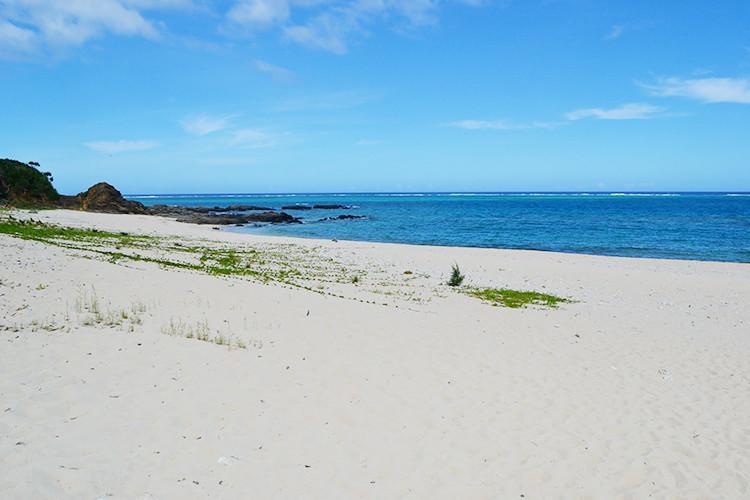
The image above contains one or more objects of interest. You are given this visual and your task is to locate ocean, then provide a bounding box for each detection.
[127,192,750,263]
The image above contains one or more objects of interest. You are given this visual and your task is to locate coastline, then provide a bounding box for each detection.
[17,207,750,267]
[2,209,750,498]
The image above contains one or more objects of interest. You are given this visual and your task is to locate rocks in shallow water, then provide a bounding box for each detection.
[214,204,274,212]
[281,205,312,211]
[318,214,367,222]
[281,204,352,210]
[313,204,351,209]
[145,204,299,225]
[146,204,272,216]
[175,211,301,225]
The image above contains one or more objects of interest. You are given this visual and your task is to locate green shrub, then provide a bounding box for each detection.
[447,264,465,287]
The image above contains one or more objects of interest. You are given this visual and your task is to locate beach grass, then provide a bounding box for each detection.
[467,287,571,309]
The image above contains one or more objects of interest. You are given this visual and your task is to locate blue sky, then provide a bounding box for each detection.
[1,0,749,193]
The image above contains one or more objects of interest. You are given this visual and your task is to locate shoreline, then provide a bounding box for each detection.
[230,225,750,266]
[13,208,750,268]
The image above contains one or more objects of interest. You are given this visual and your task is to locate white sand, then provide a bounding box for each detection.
[2,209,749,499]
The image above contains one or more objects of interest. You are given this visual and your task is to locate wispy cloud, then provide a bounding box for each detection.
[0,1,200,58]
[642,76,750,104]
[565,103,664,120]
[229,0,488,54]
[0,1,161,56]
[445,120,562,130]
[84,139,158,154]
[605,24,624,40]
[254,59,295,82]
[228,0,290,28]
[0,20,36,56]
[231,128,280,148]
[181,114,233,135]
[283,13,352,55]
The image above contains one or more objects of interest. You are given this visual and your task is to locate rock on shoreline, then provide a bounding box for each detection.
[59,183,301,225]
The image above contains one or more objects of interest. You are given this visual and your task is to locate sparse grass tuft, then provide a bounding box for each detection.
[447,264,465,287]
[467,287,572,309]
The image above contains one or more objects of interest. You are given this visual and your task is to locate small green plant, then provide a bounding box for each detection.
[351,275,360,284]
[468,288,571,309]
[447,264,465,287]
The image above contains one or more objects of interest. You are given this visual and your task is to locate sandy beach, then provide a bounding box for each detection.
[2,208,749,499]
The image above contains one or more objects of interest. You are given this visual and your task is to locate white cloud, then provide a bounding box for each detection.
[0,0,197,57]
[181,114,233,135]
[0,0,164,56]
[565,103,663,120]
[229,0,487,54]
[231,128,279,148]
[228,0,290,27]
[0,20,36,54]
[254,59,295,81]
[123,0,195,7]
[84,139,158,154]
[283,11,353,54]
[1,0,489,58]
[643,77,750,104]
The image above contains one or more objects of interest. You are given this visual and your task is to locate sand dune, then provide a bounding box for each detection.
[2,209,749,499]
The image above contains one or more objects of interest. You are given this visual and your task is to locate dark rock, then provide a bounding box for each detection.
[61,182,147,214]
[318,214,367,222]
[211,205,274,212]
[175,211,301,225]
[313,204,351,209]
[281,205,312,210]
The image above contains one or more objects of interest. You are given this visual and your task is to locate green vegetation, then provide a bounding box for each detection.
[447,263,465,287]
[467,287,572,309]
[0,216,358,292]
[0,159,59,207]
[1,215,572,314]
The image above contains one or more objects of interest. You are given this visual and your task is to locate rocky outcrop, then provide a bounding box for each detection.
[60,182,148,214]
[313,204,351,209]
[173,211,301,225]
[281,204,352,210]
[146,205,299,225]
[0,157,303,226]
[147,204,273,216]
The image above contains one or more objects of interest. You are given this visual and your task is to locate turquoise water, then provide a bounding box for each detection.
[128,193,750,263]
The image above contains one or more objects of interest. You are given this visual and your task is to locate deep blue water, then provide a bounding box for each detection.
[128,193,750,263]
